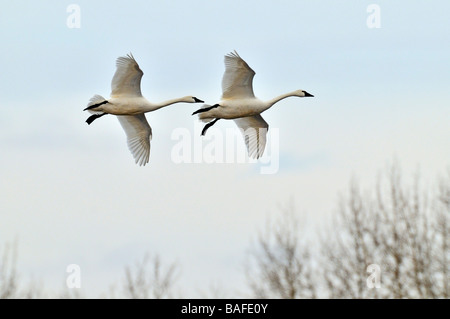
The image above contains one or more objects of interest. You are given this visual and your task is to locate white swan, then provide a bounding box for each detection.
[193,50,313,159]
[84,53,204,166]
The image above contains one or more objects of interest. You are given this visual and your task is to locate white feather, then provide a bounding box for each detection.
[194,50,313,159]
[85,53,203,166]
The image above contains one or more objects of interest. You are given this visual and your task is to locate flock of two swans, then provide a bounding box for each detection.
[84,51,313,166]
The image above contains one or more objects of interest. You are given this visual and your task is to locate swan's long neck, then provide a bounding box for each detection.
[148,97,190,111]
[265,91,299,109]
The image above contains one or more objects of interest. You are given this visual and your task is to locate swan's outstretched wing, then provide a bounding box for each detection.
[111,53,143,97]
[117,114,152,166]
[222,51,255,100]
[234,114,268,159]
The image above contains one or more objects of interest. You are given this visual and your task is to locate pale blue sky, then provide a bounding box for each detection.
[0,1,449,297]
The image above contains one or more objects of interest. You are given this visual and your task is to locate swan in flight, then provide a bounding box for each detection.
[193,50,313,159]
[84,53,204,166]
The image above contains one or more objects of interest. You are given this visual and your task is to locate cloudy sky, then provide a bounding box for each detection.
[1,1,449,297]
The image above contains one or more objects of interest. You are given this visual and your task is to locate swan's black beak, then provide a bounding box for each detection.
[304,91,314,97]
[193,97,204,103]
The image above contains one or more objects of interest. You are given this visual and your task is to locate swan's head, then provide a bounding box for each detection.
[294,90,314,97]
[186,96,204,103]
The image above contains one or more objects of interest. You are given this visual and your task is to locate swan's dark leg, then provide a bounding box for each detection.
[192,104,220,115]
[83,100,109,111]
[86,113,107,125]
[201,118,220,136]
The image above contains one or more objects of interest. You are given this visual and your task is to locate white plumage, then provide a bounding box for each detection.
[84,53,203,166]
[193,50,313,159]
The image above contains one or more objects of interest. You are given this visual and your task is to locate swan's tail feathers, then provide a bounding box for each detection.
[198,114,215,123]
[84,95,108,113]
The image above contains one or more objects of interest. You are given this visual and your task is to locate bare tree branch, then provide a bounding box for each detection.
[322,163,449,298]
[245,201,317,298]
[0,241,19,299]
[122,253,179,299]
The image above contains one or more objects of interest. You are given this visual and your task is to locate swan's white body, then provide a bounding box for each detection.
[194,51,313,159]
[85,54,203,166]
